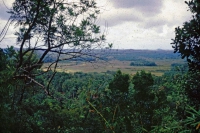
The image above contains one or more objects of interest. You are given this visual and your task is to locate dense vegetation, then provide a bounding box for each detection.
[130,60,157,66]
[1,0,200,133]
[1,47,200,132]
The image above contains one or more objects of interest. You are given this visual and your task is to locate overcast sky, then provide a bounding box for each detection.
[0,0,192,50]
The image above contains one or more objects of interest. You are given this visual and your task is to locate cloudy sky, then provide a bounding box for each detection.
[0,0,192,50]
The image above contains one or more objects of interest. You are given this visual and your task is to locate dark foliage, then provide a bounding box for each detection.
[172,0,200,71]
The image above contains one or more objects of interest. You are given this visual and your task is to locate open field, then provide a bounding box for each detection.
[42,58,185,76]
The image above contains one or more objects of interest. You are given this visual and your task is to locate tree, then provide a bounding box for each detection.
[0,47,16,132]
[171,0,200,71]
[108,70,130,93]
[94,70,132,132]
[0,1,109,132]
[171,0,200,111]
[131,71,155,131]
[1,0,109,94]
[171,1,200,132]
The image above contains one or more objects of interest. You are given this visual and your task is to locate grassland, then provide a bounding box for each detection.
[42,57,185,76]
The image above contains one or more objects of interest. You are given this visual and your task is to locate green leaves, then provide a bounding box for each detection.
[172,0,200,71]
[91,24,100,33]
[67,7,75,16]
[108,70,130,93]
[183,106,200,131]
[74,27,84,36]
[7,0,108,84]
[132,70,154,91]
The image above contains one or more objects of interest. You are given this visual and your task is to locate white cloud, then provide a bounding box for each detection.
[96,0,192,49]
[0,0,13,20]
[0,0,193,49]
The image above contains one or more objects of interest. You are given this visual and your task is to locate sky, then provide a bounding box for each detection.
[0,0,192,50]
